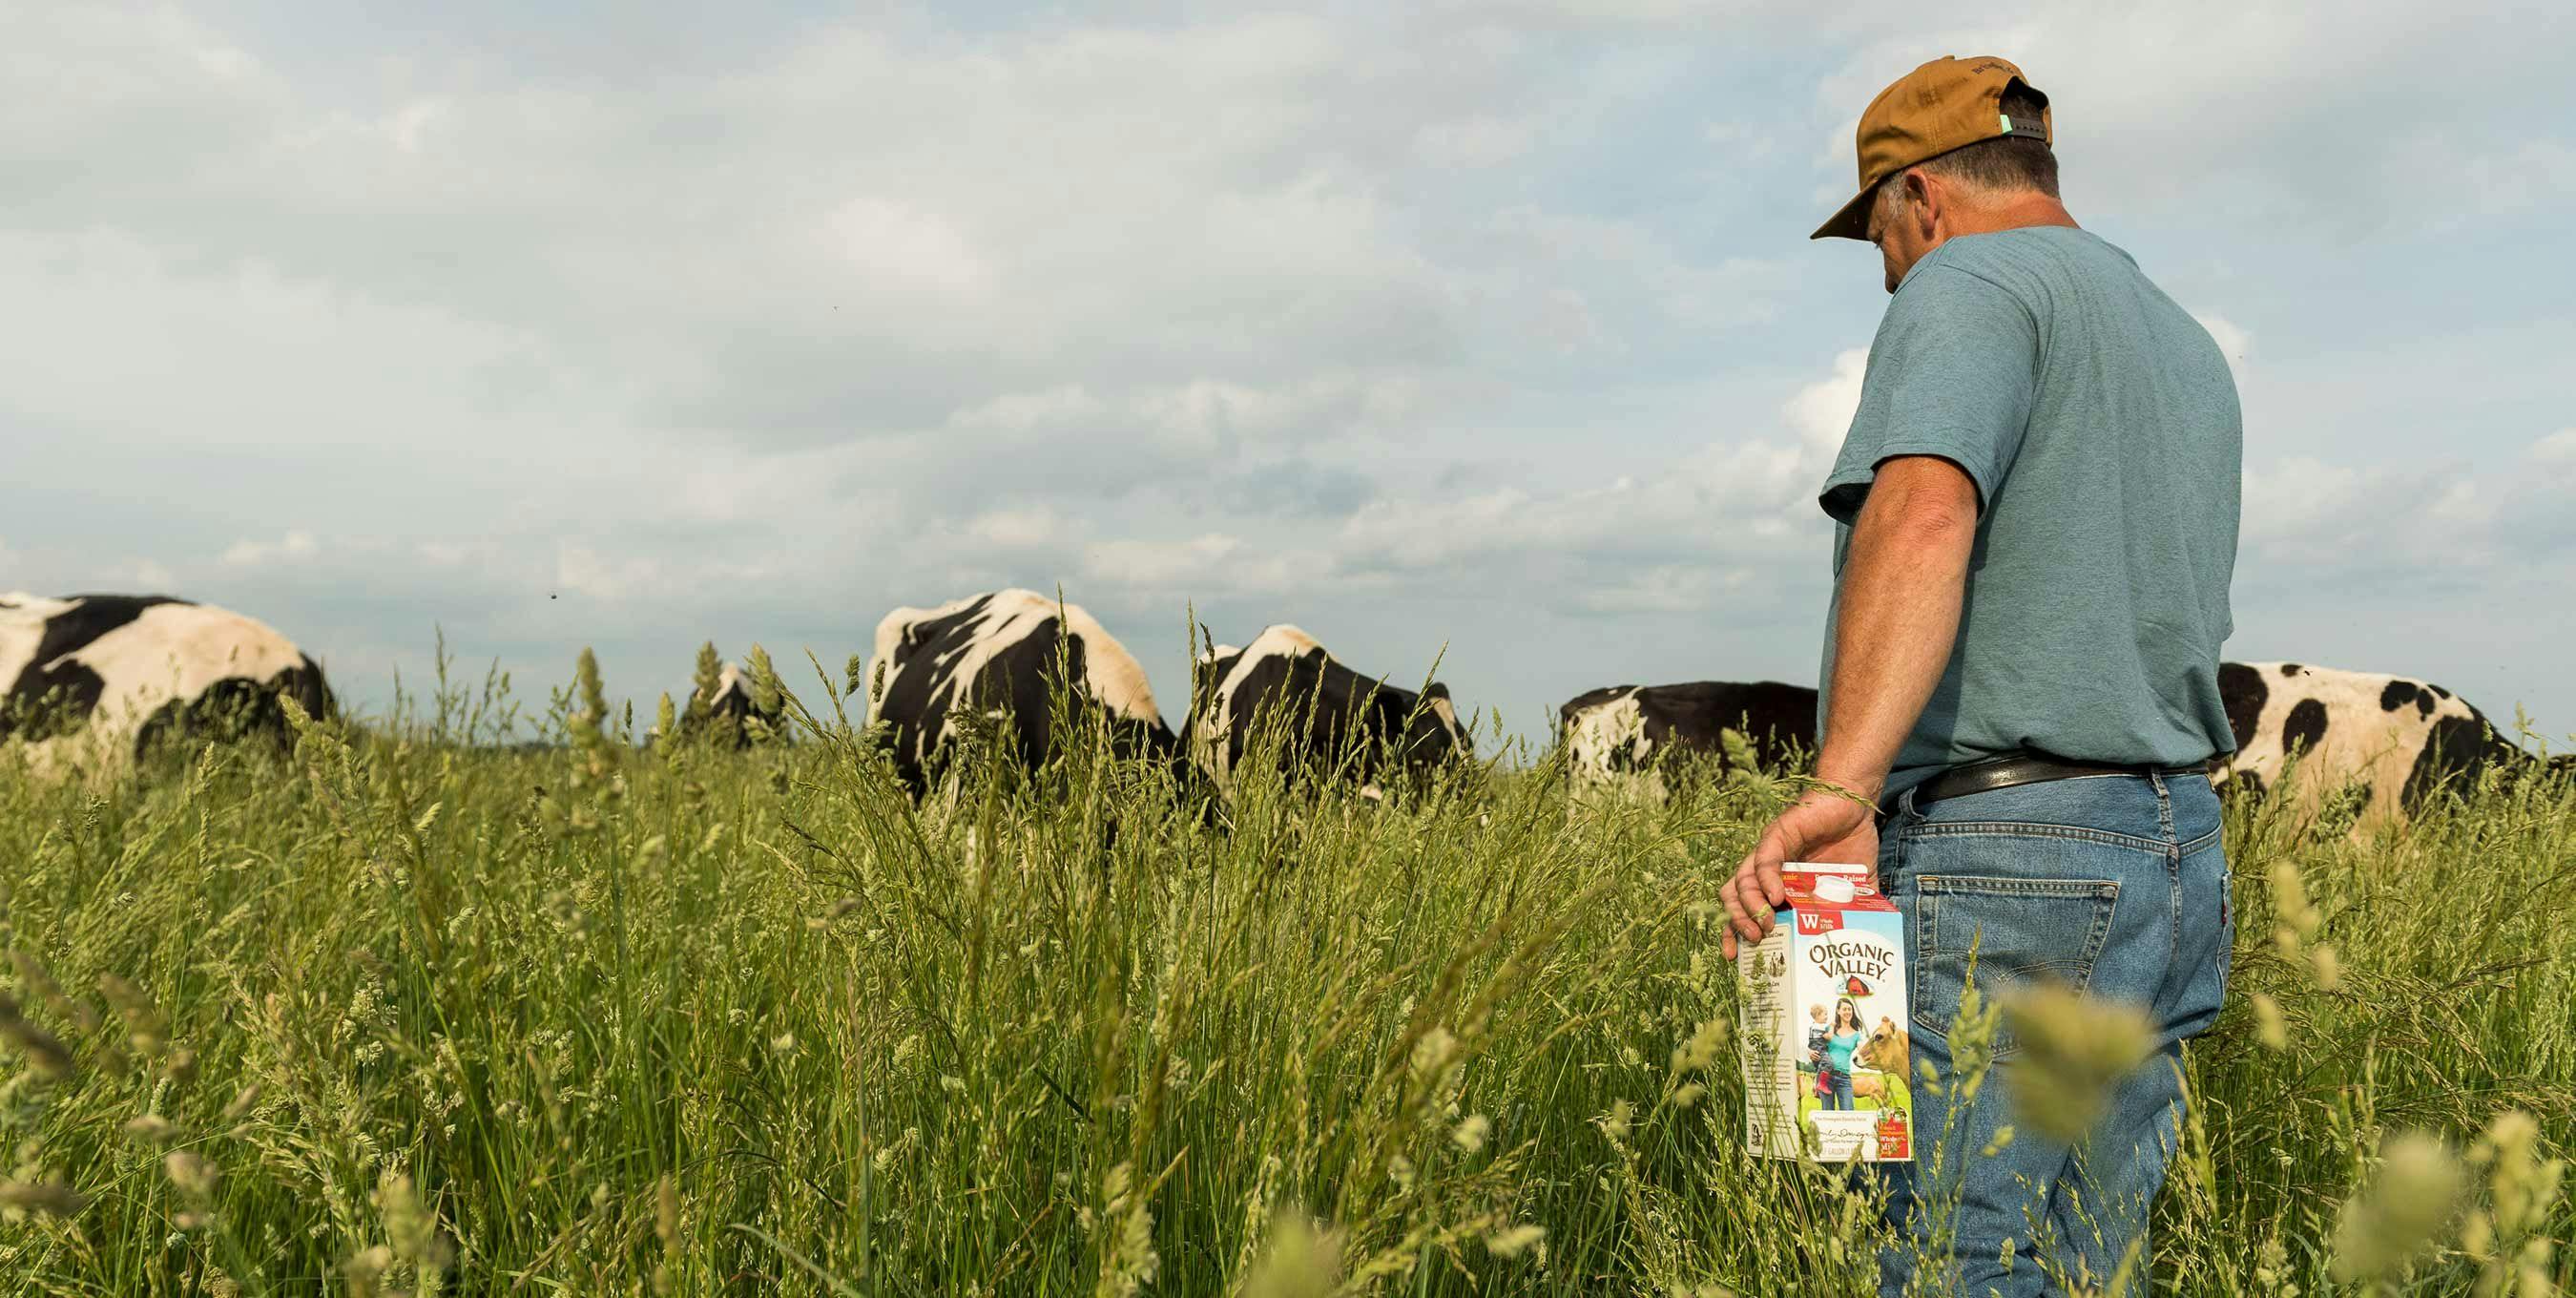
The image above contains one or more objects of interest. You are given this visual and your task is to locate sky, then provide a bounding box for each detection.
[4,1,2571,753]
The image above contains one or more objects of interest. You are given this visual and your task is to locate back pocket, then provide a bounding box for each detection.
[1912,873,2120,1057]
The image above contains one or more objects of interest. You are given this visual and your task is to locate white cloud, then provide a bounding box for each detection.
[1785,346,1868,456]
[821,198,992,297]
[1083,534,1246,590]
[220,530,318,567]
[967,508,1065,550]
[553,546,664,604]
[1414,115,1534,168]
[2533,429,2576,465]
[2192,312,2253,387]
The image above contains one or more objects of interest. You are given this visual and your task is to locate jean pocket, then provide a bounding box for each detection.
[1911,872,2121,1057]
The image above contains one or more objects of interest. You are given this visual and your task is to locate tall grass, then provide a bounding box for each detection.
[0,650,2566,1295]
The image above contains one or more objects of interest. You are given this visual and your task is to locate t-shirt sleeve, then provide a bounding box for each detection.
[1818,265,2040,525]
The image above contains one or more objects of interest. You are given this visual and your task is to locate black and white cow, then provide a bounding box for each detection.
[1558,680,1818,797]
[672,660,785,749]
[2216,660,2541,826]
[1,592,334,773]
[863,590,1175,793]
[1186,625,1471,795]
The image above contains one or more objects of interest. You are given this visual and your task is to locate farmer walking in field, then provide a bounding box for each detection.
[1717,57,2243,1294]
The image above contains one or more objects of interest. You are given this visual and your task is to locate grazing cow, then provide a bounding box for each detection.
[1187,625,1470,795]
[669,659,784,749]
[863,590,1174,793]
[2216,660,2537,826]
[1558,680,1818,797]
[1,592,333,773]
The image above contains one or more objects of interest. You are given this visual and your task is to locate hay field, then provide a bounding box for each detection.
[0,656,2568,1296]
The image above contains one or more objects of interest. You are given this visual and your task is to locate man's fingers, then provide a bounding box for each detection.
[1749,827,1791,908]
[1725,869,1768,945]
[1727,867,1776,945]
[1721,872,1760,948]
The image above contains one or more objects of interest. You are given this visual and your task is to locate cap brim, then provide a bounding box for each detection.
[1811,183,1877,241]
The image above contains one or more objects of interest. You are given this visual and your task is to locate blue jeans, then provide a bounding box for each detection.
[1874,771,2232,1297]
[1823,1069,1856,1111]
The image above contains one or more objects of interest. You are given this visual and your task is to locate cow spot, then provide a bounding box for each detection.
[2279,663,2304,677]
[2379,680,2420,712]
[2217,661,2267,753]
[2283,698,2330,753]
[2401,713,2505,806]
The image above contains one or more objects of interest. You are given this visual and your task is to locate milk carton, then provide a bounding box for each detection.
[1737,861,1914,1162]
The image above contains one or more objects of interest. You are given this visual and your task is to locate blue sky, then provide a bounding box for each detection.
[4,2,2571,751]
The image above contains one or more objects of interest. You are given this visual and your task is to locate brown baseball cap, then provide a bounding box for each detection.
[1812,55,2051,241]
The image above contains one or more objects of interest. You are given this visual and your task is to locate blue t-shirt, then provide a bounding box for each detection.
[1824,1029,1861,1074]
[1819,226,2242,796]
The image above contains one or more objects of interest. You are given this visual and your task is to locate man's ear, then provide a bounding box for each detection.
[1903,169,1940,237]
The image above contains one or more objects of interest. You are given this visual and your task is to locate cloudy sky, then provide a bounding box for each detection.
[5,1,2571,751]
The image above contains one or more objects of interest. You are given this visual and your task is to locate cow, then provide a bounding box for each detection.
[1,592,334,774]
[862,590,1174,794]
[654,644,788,750]
[1557,680,1818,798]
[2215,660,2546,827]
[1851,1016,1911,1102]
[1186,625,1471,797]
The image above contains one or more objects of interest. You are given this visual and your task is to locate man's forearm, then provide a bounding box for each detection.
[1815,458,1980,799]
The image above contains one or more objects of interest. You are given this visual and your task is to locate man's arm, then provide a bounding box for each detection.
[1719,454,1979,958]
[1813,454,1981,798]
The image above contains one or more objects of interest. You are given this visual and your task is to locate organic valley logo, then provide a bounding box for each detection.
[1808,937,1896,984]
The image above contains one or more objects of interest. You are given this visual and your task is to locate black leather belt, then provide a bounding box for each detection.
[1886,751,2212,817]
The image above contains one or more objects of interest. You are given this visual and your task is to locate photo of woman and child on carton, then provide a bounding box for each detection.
[1803,995,1910,1117]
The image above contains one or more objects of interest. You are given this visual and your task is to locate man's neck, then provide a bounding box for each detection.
[1944,193,2080,238]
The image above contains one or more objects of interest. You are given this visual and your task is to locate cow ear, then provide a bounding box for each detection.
[1423,681,1450,701]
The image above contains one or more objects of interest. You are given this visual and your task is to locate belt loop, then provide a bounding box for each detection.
[2150,769,2175,843]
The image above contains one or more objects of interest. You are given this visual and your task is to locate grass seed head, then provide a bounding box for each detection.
[2251,992,2291,1051]
[1241,1211,1343,1298]
[655,1172,680,1249]
[2311,944,2343,992]
[2271,861,2321,940]
[1601,1099,1633,1144]
[98,974,169,1055]
[2331,1131,2466,1283]
[163,1150,218,1200]
[747,644,782,716]
[344,1244,394,1298]
[0,991,76,1081]
[0,1178,88,1218]
[2001,984,2155,1144]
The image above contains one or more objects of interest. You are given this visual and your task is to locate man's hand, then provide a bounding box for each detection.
[1719,790,1879,960]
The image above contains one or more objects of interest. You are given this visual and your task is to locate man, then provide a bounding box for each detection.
[1716,56,2242,1295]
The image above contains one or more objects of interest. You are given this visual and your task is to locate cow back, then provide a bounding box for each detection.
[2214,660,2530,827]
[3,594,331,770]
[1190,625,1467,792]
[865,590,1173,792]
